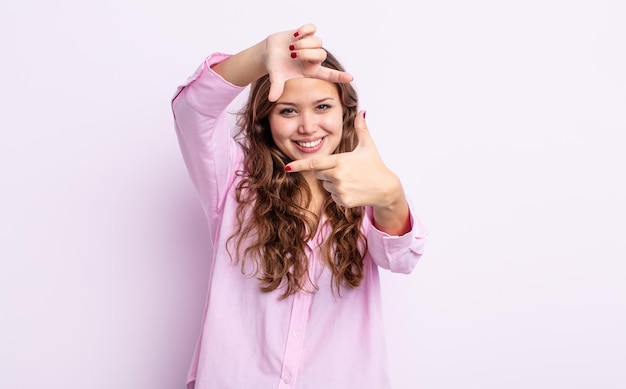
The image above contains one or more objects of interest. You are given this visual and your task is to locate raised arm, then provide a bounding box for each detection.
[212,23,353,102]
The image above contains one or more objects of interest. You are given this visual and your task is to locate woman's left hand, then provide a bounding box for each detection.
[286,110,411,235]
[285,110,403,209]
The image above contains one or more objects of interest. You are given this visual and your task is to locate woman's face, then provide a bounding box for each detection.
[268,78,344,162]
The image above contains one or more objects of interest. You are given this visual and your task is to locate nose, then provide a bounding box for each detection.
[297,112,317,134]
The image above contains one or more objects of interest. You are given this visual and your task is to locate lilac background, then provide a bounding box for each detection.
[2,0,625,388]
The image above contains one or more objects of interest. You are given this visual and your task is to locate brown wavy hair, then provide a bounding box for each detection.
[227,50,367,299]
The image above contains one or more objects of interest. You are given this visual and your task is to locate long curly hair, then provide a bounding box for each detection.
[227,50,367,299]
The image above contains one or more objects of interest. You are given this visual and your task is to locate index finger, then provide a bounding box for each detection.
[310,65,354,84]
[285,154,339,173]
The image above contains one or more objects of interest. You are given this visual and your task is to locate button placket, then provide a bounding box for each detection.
[277,242,319,388]
[277,281,313,388]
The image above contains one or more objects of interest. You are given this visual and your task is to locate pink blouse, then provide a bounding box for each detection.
[171,53,427,389]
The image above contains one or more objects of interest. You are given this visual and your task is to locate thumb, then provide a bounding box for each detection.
[354,109,374,148]
[267,75,284,102]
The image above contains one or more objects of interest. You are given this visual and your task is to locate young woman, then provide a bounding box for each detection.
[171,24,427,389]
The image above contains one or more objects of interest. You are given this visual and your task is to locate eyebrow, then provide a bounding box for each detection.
[274,97,336,107]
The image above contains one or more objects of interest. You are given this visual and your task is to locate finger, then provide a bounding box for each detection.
[321,179,337,194]
[293,23,317,39]
[312,169,334,182]
[329,192,343,207]
[310,65,354,84]
[353,109,374,148]
[267,75,285,102]
[289,36,323,51]
[295,48,353,82]
[292,47,327,64]
[285,154,339,173]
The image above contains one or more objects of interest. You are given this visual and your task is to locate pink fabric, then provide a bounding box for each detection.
[171,53,427,389]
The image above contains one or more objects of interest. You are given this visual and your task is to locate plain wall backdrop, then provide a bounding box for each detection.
[1,0,625,388]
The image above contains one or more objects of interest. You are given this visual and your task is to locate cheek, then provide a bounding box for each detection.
[268,118,289,142]
[325,113,344,134]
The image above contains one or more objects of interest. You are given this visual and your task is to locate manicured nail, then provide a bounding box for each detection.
[363,110,367,119]
[289,44,295,51]
[290,52,297,59]
[285,165,292,172]
[293,31,300,38]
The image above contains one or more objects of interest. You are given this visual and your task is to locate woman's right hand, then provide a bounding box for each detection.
[263,24,353,101]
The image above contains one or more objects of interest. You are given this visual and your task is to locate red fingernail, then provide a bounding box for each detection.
[293,31,300,37]
[285,165,292,172]
[291,52,297,58]
[363,111,367,119]
[289,44,295,51]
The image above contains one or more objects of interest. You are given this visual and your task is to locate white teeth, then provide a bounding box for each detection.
[297,138,322,148]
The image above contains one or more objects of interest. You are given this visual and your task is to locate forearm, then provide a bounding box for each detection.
[372,177,411,236]
[211,40,267,87]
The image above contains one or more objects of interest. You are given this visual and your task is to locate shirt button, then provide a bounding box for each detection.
[293,331,300,338]
[283,376,291,384]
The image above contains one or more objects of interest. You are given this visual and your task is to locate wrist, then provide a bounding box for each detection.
[376,174,405,210]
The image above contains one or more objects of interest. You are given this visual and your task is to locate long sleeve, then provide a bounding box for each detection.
[171,53,247,238]
[365,202,428,273]
[172,52,427,389]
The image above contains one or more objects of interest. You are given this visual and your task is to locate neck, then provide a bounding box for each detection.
[302,172,325,217]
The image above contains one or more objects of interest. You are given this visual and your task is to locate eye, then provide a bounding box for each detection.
[316,104,331,111]
[279,108,296,116]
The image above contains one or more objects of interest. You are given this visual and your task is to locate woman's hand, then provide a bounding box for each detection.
[212,23,353,101]
[264,23,353,101]
[285,111,411,236]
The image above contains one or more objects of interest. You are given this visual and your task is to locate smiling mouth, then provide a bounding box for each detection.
[296,138,323,148]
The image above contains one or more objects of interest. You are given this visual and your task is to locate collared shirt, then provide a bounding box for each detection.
[171,53,427,389]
